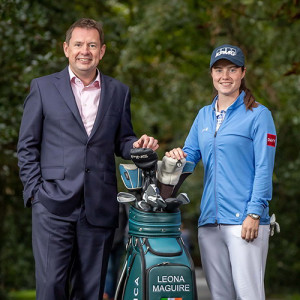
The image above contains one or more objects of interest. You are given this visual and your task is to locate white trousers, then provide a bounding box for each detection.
[198,225,270,300]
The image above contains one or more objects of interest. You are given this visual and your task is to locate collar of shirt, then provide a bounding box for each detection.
[68,66,100,90]
[215,98,236,114]
[215,100,227,131]
[215,100,227,115]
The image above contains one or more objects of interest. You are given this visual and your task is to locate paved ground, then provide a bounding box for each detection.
[195,268,211,300]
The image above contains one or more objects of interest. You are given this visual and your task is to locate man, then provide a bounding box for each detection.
[17,18,158,300]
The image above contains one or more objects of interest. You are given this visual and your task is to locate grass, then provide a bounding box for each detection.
[267,294,300,300]
[8,290,35,300]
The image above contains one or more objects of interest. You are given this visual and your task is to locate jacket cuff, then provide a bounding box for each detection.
[246,203,264,216]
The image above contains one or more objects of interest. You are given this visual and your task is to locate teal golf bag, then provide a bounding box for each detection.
[115,149,197,300]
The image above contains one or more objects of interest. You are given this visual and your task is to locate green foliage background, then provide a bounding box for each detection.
[0,0,299,297]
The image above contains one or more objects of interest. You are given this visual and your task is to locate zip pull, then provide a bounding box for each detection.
[214,131,217,137]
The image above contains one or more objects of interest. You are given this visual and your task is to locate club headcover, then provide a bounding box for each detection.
[158,160,195,200]
[157,156,186,186]
[130,148,158,170]
[119,164,142,190]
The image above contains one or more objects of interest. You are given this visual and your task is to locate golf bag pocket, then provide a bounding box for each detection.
[119,164,142,190]
[116,207,197,300]
[148,264,194,299]
[119,236,196,300]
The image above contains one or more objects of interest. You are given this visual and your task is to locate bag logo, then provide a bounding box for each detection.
[267,134,276,147]
[133,277,139,299]
[153,275,190,293]
[131,154,148,159]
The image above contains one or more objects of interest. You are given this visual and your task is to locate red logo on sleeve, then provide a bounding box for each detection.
[267,134,276,147]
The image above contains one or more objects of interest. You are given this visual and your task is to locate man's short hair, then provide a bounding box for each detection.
[65,18,104,45]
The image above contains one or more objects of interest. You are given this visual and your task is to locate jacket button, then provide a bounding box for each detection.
[85,168,90,173]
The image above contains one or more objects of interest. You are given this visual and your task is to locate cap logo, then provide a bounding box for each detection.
[215,47,237,58]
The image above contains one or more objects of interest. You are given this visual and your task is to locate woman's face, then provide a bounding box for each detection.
[211,59,246,99]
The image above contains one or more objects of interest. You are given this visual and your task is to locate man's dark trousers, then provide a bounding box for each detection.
[32,199,115,300]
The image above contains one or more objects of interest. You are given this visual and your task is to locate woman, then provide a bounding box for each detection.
[166,44,276,299]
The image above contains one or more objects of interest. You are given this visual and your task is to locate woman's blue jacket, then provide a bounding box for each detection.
[183,91,276,226]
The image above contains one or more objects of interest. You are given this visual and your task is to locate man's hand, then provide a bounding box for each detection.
[133,134,159,150]
[241,216,260,242]
[165,148,187,160]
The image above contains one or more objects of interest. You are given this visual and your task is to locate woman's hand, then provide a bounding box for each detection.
[241,216,260,242]
[165,148,187,160]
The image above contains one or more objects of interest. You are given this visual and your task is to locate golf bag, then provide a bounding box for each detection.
[115,148,197,300]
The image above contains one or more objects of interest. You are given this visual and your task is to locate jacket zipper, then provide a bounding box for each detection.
[213,129,218,225]
[213,110,229,225]
[213,108,218,225]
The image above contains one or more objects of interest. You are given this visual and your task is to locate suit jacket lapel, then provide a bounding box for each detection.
[89,73,114,140]
[54,67,87,136]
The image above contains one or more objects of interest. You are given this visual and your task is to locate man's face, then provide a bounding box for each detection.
[63,27,106,80]
[211,59,245,98]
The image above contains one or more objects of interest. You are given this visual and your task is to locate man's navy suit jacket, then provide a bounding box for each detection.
[17,67,137,227]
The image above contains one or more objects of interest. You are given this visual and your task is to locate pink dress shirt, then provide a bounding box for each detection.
[69,67,101,136]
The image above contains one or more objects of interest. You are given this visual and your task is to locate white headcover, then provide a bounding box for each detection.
[157,156,186,186]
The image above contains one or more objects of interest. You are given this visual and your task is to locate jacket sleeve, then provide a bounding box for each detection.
[247,108,277,215]
[17,79,43,207]
[114,87,137,160]
[183,111,202,164]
